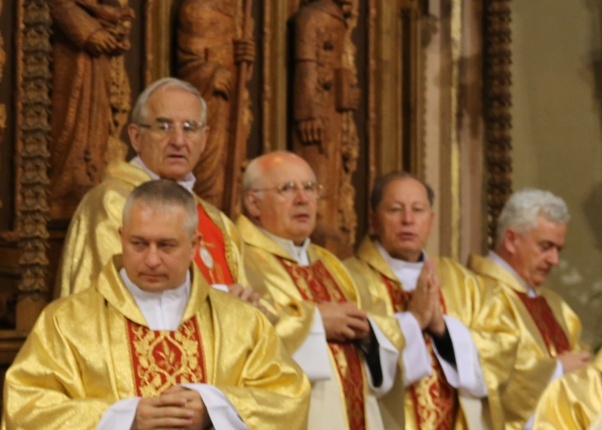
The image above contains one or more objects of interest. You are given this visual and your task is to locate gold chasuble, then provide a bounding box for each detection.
[236,216,404,430]
[345,237,487,430]
[533,349,602,430]
[56,160,245,297]
[467,254,586,430]
[3,257,310,429]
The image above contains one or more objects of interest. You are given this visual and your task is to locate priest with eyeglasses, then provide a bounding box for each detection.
[55,77,271,318]
[236,151,405,430]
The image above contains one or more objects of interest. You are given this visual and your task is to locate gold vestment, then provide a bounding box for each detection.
[345,236,489,430]
[3,257,309,429]
[533,349,602,429]
[468,254,586,430]
[56,160,245,297]
[236,216,404,430]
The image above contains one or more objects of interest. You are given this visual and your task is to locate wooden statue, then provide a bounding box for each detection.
[47,0,134,221]
[293,0,360,257]
[177,0,255,216]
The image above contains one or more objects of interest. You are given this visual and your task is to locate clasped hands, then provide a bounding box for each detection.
[407,260,446,337]
[132,385,210,430]
[317,301,371,344]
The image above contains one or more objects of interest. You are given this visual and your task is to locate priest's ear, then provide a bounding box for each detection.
[243,190,262,221]
[502,227,521,255]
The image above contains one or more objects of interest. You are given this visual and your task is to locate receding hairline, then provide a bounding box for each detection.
[371,172,435,211]
[243,151,315,192]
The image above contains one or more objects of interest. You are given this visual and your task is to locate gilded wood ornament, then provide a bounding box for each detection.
[177,0,255,217]
[292,0,360,257]
[47,0,134,221]
[483,0,513,245]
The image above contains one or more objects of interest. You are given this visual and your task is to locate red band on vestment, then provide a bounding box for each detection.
[381,275,458,430]
[278,257,366,430]
[194,204,234,285]
[126,317,206,397]
[515,291,570,357]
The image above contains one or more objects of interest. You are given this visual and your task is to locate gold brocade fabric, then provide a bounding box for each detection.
[279,258,367,430]
[345,237,482,430]
[236,215,404,430]
[2,257,310,430]
[381,276,458,430]
[467,254,587,430]
[127,318,206,397]
[55,160,246,298]
[533,349,602,430]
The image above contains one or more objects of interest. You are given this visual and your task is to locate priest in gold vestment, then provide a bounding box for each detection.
[468,189,590,429]
[344,172,488,430]
[56,78,257,308]
[3,180,310,429]
[237,151,405,430]
[533,349,602,429]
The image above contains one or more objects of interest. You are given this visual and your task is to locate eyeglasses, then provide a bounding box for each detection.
[252,181,323,199]
[138,120,206,137]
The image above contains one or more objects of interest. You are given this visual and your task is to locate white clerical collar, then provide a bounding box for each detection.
[130,156,196,193]
[488,250,536,297]
[374,240,427,292]
[119,268,191,330]
[260,228,311,266]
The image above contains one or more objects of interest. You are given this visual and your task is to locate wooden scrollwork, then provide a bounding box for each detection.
[15,0,53,329]
[483,0,513,246]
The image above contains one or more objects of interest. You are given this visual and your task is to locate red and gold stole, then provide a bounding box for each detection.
[194,204,234,285]
[126,317,207,397]
[382,275,458,430]
[515,291,570,357]
[278,257,366,430]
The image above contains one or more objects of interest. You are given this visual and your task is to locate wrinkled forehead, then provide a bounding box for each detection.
[144,87,203,120]
[382,177,430,205]
[263,156,316,184]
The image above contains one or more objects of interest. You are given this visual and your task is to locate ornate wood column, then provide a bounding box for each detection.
[483,0,513,245]
[14,0,52,330]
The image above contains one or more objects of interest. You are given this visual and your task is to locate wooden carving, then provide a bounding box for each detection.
[0,0,5,179]
[483,0,512,245]
[15,0,53,330]
[292,0,360,257]
[47,0,134,221]
[177,0,255,217]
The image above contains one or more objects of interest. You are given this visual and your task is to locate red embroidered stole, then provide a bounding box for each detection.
[515,291,570,357]
[382,275,458,430]
[278,257,366,430]
[194,204,234,285]
[126,317,207,397]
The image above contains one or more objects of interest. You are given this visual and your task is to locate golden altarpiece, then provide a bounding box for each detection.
[0,0,512,396]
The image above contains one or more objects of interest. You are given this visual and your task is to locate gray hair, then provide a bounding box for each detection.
[371,171,435,211]
[496,188,570,246]
[122,179,198,237]
[131,77,207,125]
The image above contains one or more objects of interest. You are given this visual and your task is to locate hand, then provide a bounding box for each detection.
[558,350,591,373]
[226,283,262,305]
[233,38,256,64]
[212,67,233,99]
[163,386,211,430]
[84,29,119,56]
[131,389,193,430]
[426,268,446,336]
[317,301,370,343]
[407,261,437,330]
[296,118,324,146]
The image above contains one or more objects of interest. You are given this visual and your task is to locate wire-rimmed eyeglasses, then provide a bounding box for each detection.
[251,181,324,199]
[137,119,206,137]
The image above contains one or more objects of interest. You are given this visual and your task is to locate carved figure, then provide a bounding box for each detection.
[293,0,360,257]
[177,0,255,215]
[48,0,134,220]
[0,0,5,162]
